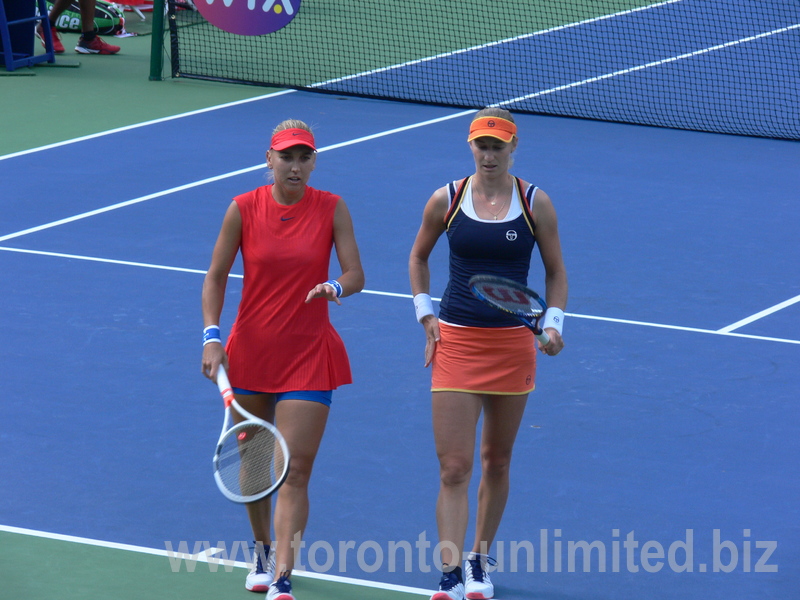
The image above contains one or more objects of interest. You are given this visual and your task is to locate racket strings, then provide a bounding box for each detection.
[473,283,543,317]
[216,424,287,498]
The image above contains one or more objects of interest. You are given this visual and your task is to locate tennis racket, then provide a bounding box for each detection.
[468,274,551,346]
[213,365,290,504]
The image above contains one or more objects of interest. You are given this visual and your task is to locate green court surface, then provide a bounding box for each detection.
[0,528,429,600]
[0,18,276,157]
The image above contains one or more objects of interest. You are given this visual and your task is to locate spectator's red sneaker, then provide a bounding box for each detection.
[75,35,120,55]
[35,22,65,54]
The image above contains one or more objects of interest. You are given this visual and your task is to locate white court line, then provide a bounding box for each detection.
[0,90,296,163]
[499,23,800,107]
[0,246,215,276]
[0,524,430,596]
[718,294,800,333]
[0,110,475,244]
[0,167,262,243]
[574,312,800,345]
[1,245,798,345]
[314,0,682,87]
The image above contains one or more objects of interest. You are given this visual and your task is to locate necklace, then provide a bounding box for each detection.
[476,189,507,220]
[486,200,506,220]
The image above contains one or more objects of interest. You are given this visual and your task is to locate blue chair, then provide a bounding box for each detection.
[1,0,56,71]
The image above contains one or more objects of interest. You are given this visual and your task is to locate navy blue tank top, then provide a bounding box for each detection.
[438,177,538,328]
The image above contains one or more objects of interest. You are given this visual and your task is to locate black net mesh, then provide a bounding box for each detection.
[167,0,800,139]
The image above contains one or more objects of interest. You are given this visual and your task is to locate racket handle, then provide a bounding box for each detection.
[216,364,235,408]
[535,330,550,346]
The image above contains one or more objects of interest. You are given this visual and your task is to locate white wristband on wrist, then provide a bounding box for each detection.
[541,308,565,335]
[413,293,435,323]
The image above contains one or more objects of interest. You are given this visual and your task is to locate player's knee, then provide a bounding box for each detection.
[284,457,314,488]
[439,456,473,487]
[481,449,513,477]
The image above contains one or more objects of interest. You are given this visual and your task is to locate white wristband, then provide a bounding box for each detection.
[413,293,435,323]
[541,307,564,335]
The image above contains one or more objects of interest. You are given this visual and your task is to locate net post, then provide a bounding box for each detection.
[148,0,166,81]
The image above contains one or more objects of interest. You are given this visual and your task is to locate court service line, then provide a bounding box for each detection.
[2,245,798,346]
[0,167,262,243]
[0,246,214,276]
[0,90,296,163]
[313,0,682,87]
[573,313,800,345]
[0,110,474,244]
[0,525,430,596]
[717,293,800,333]
[499,23,800,107]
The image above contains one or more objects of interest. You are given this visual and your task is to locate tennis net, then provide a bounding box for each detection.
[162,0,800,139]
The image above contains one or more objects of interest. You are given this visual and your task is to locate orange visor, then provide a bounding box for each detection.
[467,117,517,143]
[271,128,316,151]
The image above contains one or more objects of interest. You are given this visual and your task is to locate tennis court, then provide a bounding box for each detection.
[1,1,798,599]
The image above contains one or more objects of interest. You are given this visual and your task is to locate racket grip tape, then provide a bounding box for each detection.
[535,330,550,346]
[216,365,235,408]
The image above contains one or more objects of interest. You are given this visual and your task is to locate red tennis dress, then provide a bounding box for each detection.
[225,185,352,393]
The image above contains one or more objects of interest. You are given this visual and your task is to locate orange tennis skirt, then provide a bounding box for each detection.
[431,321,537,395]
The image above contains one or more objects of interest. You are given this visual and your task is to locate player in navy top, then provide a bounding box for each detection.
[409,108,568,600]
[439,175,539,328]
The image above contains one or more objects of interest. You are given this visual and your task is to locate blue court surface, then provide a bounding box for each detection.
[1,88,799,600]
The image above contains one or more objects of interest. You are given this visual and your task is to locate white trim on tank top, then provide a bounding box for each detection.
[461,178,523,223]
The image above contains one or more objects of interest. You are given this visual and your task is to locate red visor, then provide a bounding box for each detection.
[270,128,316,151]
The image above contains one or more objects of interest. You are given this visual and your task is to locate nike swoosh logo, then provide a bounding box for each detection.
[291,132,301,136]
[281,216,295,221]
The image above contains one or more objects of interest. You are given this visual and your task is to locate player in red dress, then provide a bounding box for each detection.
[202,119,365,600]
